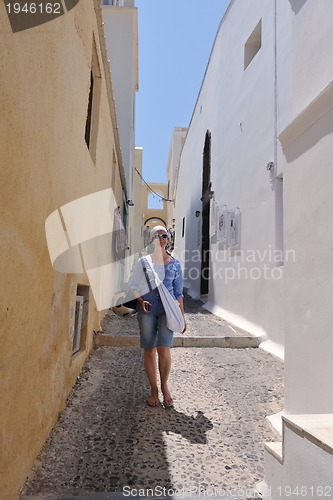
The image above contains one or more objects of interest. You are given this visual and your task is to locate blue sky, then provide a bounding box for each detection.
[135,0,229,184]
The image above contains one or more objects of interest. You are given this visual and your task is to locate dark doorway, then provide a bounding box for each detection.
[200,131,211,295]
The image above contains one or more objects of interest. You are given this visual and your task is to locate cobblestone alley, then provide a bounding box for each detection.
[21,297,283,500]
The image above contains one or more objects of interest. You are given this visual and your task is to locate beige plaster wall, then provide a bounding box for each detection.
[130,147,144,255]
[165,128,187,230]
[142,182,168,230]
[0,1,124,498]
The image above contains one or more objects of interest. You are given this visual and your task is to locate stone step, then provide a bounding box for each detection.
[283,414,333,455]
[265,414,333,469]
[264,441,283,463]
[94,333,260,348]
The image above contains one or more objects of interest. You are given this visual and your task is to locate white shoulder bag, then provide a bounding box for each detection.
[145,255,185,333]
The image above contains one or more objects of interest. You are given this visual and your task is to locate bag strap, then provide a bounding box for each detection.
[145,254,178,302]
[141,257,154,292]
[144,255,162,287]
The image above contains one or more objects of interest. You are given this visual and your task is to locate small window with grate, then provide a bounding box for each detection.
[73,296,84,355]
[72,285,89,356]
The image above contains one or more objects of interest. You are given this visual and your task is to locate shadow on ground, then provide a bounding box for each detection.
[22,348,213,497]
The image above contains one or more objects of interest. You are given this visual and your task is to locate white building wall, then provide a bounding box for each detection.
[101,3,138,206]
[291,0,333,117]
[265,421,333,500]
[278,0,333,415]
[263,0,333,494]
[172,0,333,492]
[282,103,333,415]
[174,0,286,350]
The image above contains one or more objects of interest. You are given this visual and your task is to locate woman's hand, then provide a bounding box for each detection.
[141,300,151,313]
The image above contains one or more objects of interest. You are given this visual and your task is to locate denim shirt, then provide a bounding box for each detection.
[129,256,184,301]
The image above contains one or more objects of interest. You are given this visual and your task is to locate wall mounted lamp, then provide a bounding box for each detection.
[127,199,134,206]
[200,190,214,203]
[195,210,201,218]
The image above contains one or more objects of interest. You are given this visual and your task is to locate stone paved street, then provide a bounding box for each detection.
[21,299,283,500]
[99,295,253,339]
[96,295,260,349]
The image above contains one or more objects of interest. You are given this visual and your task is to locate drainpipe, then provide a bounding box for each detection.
[274,0,278,171]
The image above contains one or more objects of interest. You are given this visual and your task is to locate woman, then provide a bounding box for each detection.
[130,225,186,407]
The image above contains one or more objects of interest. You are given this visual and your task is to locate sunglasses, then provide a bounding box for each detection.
[153,234,168,240]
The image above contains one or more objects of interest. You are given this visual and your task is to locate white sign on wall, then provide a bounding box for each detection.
[210,198,218,241]
[229,207,241,249]
[217,204,228,244]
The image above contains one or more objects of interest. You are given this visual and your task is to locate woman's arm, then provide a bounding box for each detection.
[171,259,186,332]
[132,289,151,313]
[177,296,185,315]
[129,257,151,313]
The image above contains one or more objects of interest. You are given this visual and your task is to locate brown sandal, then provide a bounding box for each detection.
[163,396,174,407]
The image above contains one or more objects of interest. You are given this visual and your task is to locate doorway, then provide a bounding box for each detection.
[200,131,211,295]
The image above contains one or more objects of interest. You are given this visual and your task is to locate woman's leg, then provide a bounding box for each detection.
[144,348,159,406]
[157,346,173,406]
[138,310,160,406]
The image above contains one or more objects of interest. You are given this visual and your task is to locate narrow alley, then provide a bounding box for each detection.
[2,1,333,498]
[21,296,283,500]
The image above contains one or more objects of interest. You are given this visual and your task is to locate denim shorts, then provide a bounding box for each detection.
[137,301,173,349]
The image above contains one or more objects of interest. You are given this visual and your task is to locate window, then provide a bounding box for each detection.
[100,0,122,5]
[244,19,262,70]
[85,70,94,148]
[73,296,83,355]
[72,285,89,356]
[84,38,101,163]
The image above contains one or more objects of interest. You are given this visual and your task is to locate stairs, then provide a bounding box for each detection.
[96,299,261,349]
[94,332,260,348]
[261,414,333,499]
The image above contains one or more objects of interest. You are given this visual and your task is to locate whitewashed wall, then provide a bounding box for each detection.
[174,0,286,352]
[279,0,333,415]
[171,0,333,492]
[266,0,333,495]
[291,0,333,117]
[101,4,138,200]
